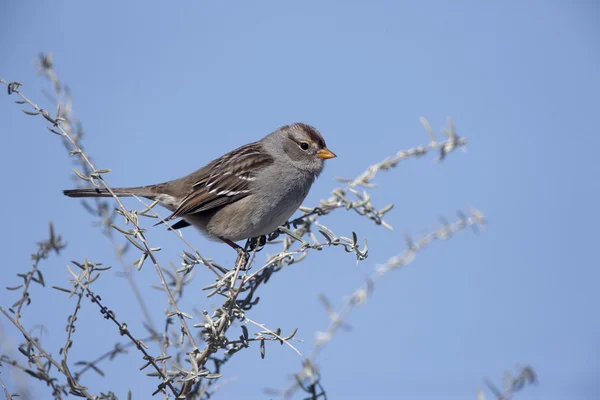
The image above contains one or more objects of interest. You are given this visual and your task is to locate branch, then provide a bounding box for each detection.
[276,209,486,399]
[0,373,13,400]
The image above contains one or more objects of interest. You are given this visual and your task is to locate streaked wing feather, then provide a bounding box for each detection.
[170,191,247,217]
[167,143,273,220]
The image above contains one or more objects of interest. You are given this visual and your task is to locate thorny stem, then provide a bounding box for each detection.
[244,318,302,356]
[180,120,468,397]
[0,375,12,400]
[131,196,221,279]
[315,210,484,358]
[13,226,64,324]
[14,258,41,325]
[292,118,466,235]
[61,288,85,366]
[345,117,465,189]
[280,210,486,399]
[108,233,157,332]
[79,286,179,397]
[73,337,152,381]
[2,71,478,400]
[482,366,537,400]
[178,251,251,398]
[31,62,157,331]
[0,308,91,397]
[161,318,171,400]
[1,79,199,367]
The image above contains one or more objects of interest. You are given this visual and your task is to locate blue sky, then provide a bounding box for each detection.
[1,1,599,399]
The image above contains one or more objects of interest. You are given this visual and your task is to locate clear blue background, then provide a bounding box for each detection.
[1,1,599,399]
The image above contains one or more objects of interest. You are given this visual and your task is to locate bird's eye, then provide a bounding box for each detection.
[300,142,309,151]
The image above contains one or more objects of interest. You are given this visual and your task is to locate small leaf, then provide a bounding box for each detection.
[135,252,147,271]
[318,230,332,243]
[381,220,393,230]
[420,116,437,143]
[111,224,134,235]
[11,298,25,308]
[124,235,146,251]
[379,203,394,214]
[278,226,306,244]
[283,327,299,341]
[315,222,337,242]
[72,168,90,182]
[35,270,45,286]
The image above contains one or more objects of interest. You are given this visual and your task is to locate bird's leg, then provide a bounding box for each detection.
[220,237,249,268]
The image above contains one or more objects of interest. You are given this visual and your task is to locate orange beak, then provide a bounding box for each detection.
[317,148,337,160]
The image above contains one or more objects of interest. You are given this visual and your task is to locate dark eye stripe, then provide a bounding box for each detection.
[283,123,327,149]
[293,123,326,149]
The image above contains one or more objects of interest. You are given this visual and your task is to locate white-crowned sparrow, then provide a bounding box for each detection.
[63,123,336,250]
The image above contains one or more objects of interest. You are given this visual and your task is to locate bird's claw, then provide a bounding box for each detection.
[235,248,249,269]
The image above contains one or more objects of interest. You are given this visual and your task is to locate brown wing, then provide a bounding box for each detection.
[166,142,273,220]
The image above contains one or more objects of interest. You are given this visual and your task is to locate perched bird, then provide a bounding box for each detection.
[63,123,336,252]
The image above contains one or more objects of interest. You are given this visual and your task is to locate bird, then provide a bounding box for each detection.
[63,123,336,253]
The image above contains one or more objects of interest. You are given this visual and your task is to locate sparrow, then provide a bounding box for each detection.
[63,123,336,252]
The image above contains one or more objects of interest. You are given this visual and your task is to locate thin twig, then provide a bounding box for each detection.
[1,309,66,387]
[280,209,486,399]
[0,374,12,400]
[1,79,198,353]
[244,318,302,357]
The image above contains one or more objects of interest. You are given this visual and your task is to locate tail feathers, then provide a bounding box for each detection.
[63,187,155,198]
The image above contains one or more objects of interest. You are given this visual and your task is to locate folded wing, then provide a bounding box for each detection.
[166,143,274,220]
